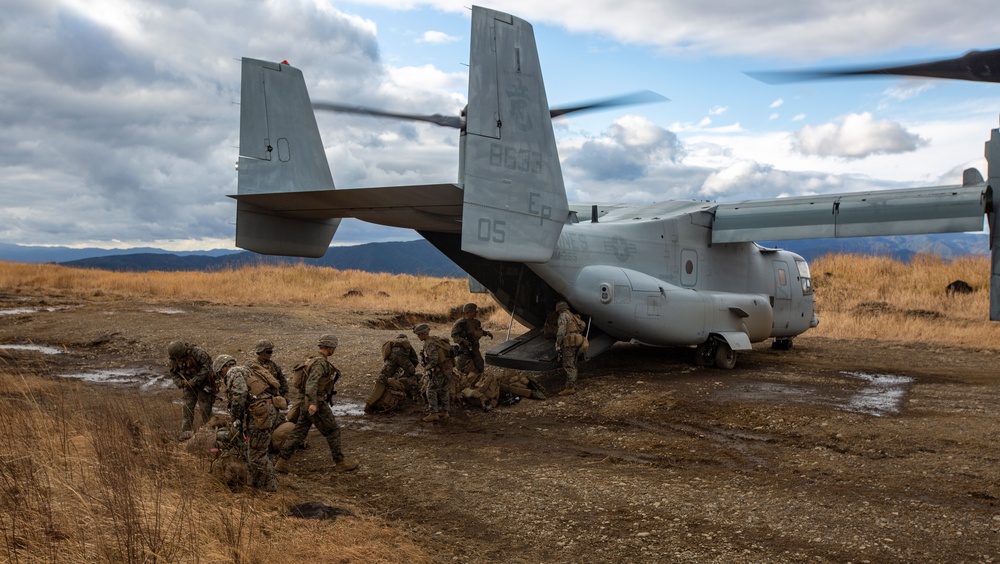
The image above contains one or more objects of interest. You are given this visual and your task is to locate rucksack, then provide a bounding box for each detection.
[290,357,321,393]
[247,362,281,396]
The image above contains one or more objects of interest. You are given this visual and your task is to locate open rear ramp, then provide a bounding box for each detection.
[486,327,618,371]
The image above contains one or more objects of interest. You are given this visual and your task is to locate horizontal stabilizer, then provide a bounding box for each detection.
[235,201,338,257]
[713,184,988,243]
[231,184,464,232]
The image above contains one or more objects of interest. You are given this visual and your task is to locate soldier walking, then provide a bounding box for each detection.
[213,355,279,492]
[167,340,216,440]
[274,335,359,474]
[414,324,454,422]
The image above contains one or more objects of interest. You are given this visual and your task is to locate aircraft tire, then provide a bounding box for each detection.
[694,343,714,367]
[772,338,793,351]
[714,342,736,369]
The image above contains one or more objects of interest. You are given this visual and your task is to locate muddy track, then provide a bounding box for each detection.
[3,293,1000,562]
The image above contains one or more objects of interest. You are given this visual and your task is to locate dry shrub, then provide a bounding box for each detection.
[0,368,432,563]
[810,253,999,349]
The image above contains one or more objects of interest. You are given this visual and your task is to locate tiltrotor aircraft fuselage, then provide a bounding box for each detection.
[231,6,999,370]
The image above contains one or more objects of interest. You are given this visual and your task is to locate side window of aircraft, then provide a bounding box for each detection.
[795,259,813,295]
[680,249,698,287]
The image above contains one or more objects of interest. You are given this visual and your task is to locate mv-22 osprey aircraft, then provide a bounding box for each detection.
[231,6,1000,370]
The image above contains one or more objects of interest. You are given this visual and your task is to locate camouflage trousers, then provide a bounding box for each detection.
[561,345,580,388]
[455,351,484,376]
[279,400,345,463]
[181,387,215,432]
[238,420,278,492]
[425,370,450,415]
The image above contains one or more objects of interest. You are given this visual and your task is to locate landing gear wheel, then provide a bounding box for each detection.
[772,338,793,350]
[694,342,714,367]
[714,342,737,369]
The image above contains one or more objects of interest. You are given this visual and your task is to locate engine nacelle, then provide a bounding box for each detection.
[569,265,773,347]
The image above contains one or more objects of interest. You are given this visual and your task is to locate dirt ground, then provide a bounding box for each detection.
[2,290,999,563]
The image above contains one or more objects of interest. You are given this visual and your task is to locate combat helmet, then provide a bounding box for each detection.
[318,334,339,348]
[254,339,274,354]
[167,340,187,359]
[212,354,236,375]
[555,301,569,312]
[462,302,478,313]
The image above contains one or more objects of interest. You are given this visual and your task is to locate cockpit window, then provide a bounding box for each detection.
[795,260,813,295]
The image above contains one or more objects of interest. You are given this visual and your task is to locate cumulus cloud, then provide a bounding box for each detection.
[418,30,460,43]
[0,0,468,248]
[792,113,927,159]
[563,115,682,181]
[769,98,784,109]
[354,0,1000,59]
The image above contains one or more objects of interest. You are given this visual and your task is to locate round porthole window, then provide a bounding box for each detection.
[685,260,694,275]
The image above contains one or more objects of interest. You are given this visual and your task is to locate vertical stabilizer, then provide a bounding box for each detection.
[236,58,339,257]
[988,120,1000,320]
[460,7,570,263]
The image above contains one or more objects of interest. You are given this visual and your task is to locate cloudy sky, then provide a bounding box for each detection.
[3,0,999,251]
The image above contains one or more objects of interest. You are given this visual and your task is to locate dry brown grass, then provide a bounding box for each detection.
[0,367,433,563]
[2,253,997,349]
[0,261,510,329]
[809,253,998,349]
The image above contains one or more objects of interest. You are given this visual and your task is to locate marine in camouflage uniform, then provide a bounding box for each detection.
[167,340,216,439]
[251,339,288,399]
[274,335,359,474]
[214,355,278,492]
[366,334,420,413]
[415,324,453,422]
[451,302,492,379]
[554,301,586,396]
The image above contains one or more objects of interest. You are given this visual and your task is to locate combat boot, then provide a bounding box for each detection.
[335,459,359,473]
[273,457,292,474]
[558,387,577,396]
[439,411,450,420]
[422,413,440,422]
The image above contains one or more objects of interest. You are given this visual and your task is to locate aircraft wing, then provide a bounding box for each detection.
[230,184,465,233]
[711,182,989,243]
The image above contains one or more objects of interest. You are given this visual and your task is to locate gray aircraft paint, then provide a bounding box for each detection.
[230,5,999,370]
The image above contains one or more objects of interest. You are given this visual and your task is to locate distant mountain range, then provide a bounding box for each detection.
[0,240,466,278]
[0,233,989,278]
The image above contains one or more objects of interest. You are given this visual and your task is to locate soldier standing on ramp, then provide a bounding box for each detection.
[554,301,588,396]
[167,340,216,441]
[274,334,359,474]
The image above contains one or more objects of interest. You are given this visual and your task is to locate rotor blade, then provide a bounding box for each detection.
[549,90,669,118]
[311,101,463,129]
[747,48,1000,84]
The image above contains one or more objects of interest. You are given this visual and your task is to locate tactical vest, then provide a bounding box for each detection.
[247,362,281,397]
[424,336,455,372]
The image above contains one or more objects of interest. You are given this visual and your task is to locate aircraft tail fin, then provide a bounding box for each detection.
[460,7,570,262]
[988,124,1000,320]
[236,58,339,257]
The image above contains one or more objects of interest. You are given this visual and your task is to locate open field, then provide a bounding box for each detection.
[1,256,999,562]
